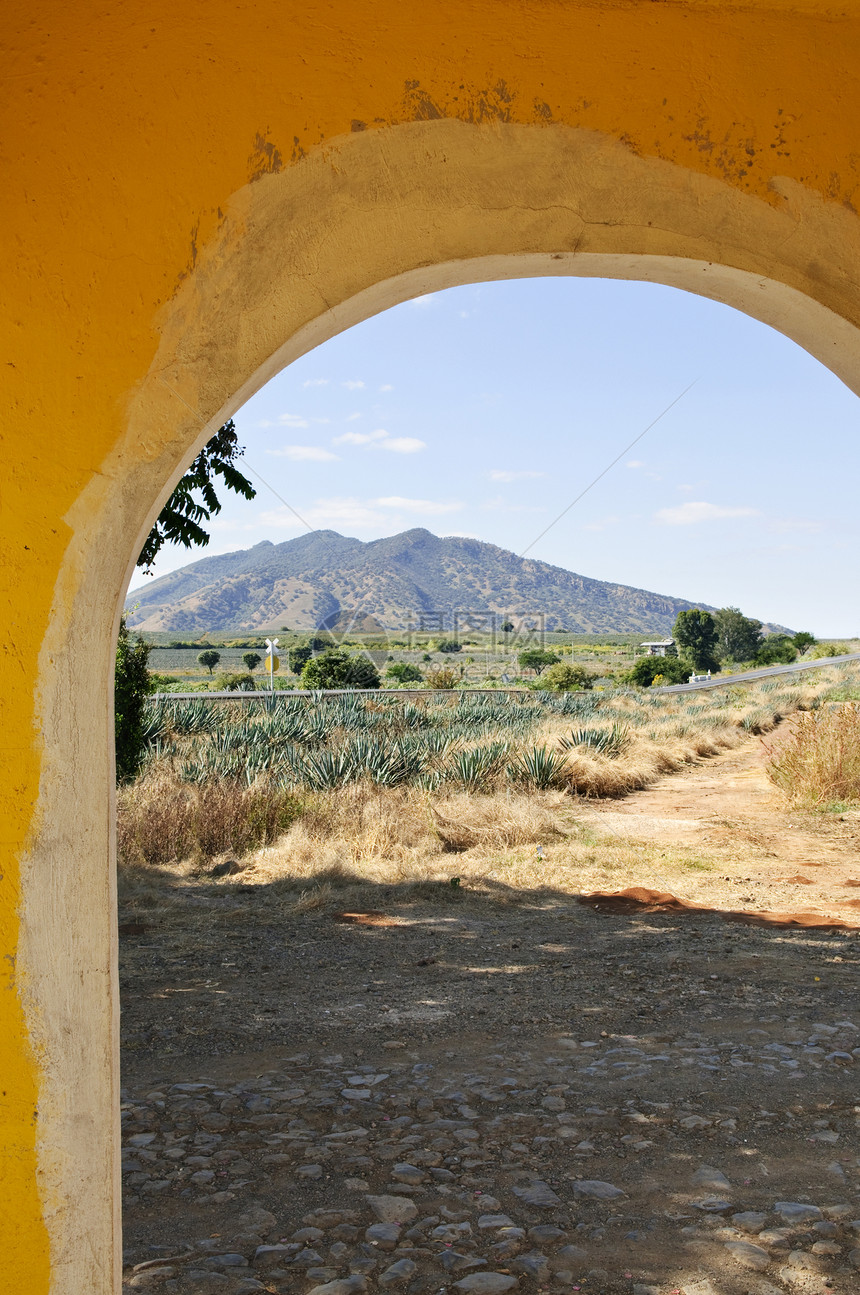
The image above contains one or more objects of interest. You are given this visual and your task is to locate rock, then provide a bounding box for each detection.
[810,1240,840,1255]
[391,1163,426,1185]
[296,1164,324,1179]
[453,1275,518,1295]
[848,1247,860,1269]
[787,1250,828,1272]
[513,1180,562,1207]
[692,1165,731,1191]
[731,1211,768,1233]
[441,1252,488,1274]
[292,1227,325,1243]
[542,1096,566,1112]
[570,1180,625,1201]
[125,1272,176,1289]
[694,1198,733,1214]
[365,1223,401,1251]
[724,1240,771,1271]
[477,1215,516,1230]
[233,1282,267,1295]
[253,1245,295,1270]
[774,1203,823,1224]
[378,1258,418,1285]
[528,1225,566,1244]
[200,1253,249,1269]
[555,1246,588,1265]
[366,1195,418,1225]
[511,1250,549,1279]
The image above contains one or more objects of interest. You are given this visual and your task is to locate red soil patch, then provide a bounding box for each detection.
[577,886,858,931]
[333,911,400,927]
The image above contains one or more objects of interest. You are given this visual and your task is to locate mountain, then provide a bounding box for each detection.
[126,528,719,635]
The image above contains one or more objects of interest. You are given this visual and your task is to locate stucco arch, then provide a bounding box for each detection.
[25,116,860,1295]
[5,3,860,1289]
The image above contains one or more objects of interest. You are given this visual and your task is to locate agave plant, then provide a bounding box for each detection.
[446,741,510,792]
[558,724,629,758]
[508,745,568,789]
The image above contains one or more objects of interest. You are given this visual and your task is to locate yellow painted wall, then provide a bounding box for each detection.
[3,3,860,1289]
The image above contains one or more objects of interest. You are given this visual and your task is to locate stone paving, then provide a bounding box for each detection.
[119,896,860,1295]
[122,1020,860,1294]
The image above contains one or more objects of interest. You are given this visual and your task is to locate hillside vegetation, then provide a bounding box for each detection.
[126,528,720,635]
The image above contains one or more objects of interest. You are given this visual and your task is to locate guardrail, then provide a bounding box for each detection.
[653,651,860,694]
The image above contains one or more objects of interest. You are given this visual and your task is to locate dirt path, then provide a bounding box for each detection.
[577,731,860,926]
[119,738,860,1295]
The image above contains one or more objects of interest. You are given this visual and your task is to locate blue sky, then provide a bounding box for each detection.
[132,278,859,636]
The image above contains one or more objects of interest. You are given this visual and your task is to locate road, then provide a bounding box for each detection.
[653,650,860,693]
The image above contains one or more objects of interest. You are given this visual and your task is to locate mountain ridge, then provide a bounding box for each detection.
[126,528,722,635]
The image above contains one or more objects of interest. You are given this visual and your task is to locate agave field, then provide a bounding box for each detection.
[118,664,860,877]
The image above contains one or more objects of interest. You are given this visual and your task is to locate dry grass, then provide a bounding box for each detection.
[117,665,860,915]
[766,702,860,806]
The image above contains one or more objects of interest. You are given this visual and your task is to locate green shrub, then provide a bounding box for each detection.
[425,666,461,689]
[436,638,462,653]
[541,662,594,692]
[300,648,380,689]
[754,635,798,666]
[386,662,423,684]
[115,615,152,782]
[625,655,689,687]
[216,672,258,691]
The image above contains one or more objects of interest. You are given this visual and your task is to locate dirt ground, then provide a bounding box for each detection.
[119,734,860,1295]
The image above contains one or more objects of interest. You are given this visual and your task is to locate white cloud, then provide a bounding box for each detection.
[302,378,329,387]
[379,383,394,392]
[408,293,438,309]
[341,379,365,390]
[332,429,426,454]
[376,496,462,515]
[625,459,644,469]
[377,436,426,454]
[333,429,387,447]
[655,501,760,526]
[267,445,340,462]
[488,469,545,483]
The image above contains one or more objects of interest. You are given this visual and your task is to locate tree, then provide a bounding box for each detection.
[136,420,256,572]
[242,651,262,672]
[198,649,221,675]
[300,648,380,689]
[626,655,690,687]
[115,614,151,782]
[792,631,817,654]
[673,609,720,672]
[541,662,594,692]
[386,662,423,684]
[501,621,514,634]
[713,607,763,662]
[436,638,462,653]
[288,644,313,674]
[518,647,560,676]
[754,634,798,666]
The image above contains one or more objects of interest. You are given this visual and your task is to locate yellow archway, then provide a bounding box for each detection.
[4,4,860,1290]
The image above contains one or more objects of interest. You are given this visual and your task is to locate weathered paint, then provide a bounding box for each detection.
[3,2,860,1289]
